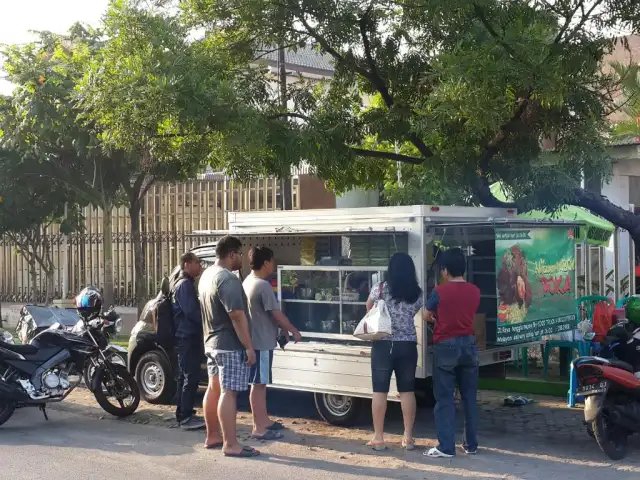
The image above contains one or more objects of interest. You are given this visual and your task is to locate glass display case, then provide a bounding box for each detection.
[277,266,386,339]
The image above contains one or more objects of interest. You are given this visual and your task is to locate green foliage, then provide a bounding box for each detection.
[0,26,123,209]
[181,0,637,218]
[610,62,640,141]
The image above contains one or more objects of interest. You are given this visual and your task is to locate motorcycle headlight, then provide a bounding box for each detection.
[1,331,15,344]
[114,317,123,334]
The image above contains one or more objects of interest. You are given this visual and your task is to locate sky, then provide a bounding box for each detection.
[0,0,109,95]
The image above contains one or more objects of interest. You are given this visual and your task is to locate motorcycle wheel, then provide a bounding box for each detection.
[592,412,629,461]
[92,363,140,418]
[0,400,16,427]
[84,353,127,391]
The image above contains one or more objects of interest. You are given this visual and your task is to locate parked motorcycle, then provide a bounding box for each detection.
[70,306,128,389]
[575,321,640,460]
[0,317,140,426]
[16,305,127,388]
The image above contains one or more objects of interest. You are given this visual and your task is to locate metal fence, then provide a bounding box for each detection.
[0,176,298,305]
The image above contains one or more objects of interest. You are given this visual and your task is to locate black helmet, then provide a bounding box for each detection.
[75,287,103,319]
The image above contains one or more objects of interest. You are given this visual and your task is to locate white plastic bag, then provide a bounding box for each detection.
[353,296,393,341]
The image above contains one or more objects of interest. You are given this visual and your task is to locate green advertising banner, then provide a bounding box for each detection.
[495,228,577,344]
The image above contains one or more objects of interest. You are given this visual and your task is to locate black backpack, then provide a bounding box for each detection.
[155,274,176,349]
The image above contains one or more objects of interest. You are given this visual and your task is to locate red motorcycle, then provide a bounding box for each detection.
[575,322,640,460]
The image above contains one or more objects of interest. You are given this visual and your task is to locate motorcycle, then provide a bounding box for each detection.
[69,307,128,390]
[0,316,140,426]
[575,321,640,460]
[16,305,127,389]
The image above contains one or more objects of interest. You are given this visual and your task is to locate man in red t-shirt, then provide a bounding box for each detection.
[423,248,481,458]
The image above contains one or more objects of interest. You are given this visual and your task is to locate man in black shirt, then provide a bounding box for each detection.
[171,252,204,430]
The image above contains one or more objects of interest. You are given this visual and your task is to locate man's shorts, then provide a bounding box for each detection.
[206,351,250,392]
[249,350,274,385]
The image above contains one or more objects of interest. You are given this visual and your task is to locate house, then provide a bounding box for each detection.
[599,35,640,289]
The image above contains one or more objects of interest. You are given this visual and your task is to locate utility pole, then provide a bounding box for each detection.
[278,43,293,210]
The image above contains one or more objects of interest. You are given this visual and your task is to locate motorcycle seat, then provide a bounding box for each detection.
[609,360,635,373]
[1,342,38,355]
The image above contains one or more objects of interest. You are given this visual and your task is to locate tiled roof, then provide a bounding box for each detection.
[258,45,335,73]
[610,136,640,147]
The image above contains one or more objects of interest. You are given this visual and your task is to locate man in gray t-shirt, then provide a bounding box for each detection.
[243,246,301,439]
[198,235,259,458]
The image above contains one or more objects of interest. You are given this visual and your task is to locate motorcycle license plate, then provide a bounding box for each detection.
[577,380,608,395]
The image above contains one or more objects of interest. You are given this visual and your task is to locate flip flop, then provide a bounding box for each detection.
[402,439,416,451]
[204,442,223,450]
[223,446,260,458]
[251,430,284,441]
[266,421,285,431]
[366,441,388,451]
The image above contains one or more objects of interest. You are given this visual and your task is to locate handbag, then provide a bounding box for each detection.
[353,283,393,341]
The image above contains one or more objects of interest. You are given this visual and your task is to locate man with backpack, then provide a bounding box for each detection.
[171,252,205,430]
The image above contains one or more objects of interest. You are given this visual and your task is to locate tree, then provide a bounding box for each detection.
[0,145,82,304]
[76,0,267,312]
[0,26,125,305]
[610,63,640,141]
[182,0,640,241]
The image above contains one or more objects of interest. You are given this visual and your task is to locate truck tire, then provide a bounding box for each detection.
[314,393,363,426]
[135,351,176,404]
[415,378,436,408]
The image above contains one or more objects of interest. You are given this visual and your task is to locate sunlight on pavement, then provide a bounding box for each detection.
[482,447,640,473]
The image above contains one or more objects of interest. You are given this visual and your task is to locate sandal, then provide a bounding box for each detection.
[423,447,454,458]
[204,442,223,450]
[402,438,416,451]
[223,445,261,458]
[266,421,285,431]
[251,430,284,441]
[366,440,388,451]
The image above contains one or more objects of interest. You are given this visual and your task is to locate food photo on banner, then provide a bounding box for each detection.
[495,227,578,344]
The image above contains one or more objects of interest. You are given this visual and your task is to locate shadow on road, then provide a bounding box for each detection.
[2,388,639,479]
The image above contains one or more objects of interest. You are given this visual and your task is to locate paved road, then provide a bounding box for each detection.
[1,398,640,480]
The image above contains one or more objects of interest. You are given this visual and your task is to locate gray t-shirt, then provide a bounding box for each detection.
[199,265,250,352]
[243,273,280,351]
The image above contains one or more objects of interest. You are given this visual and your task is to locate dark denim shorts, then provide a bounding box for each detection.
[371,340,418,393]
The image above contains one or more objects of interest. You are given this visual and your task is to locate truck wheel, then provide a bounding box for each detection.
[135,351,176,404]
[314,393,362,426]
[415,378,436,408]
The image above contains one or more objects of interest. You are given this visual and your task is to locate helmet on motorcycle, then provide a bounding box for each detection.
[625,296,640,325]
[75,287,103,319]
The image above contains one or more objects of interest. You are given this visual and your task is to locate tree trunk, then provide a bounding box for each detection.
[28,258,38,304]
[102,207,115,307]
[278,43,293,210]
[130,199,147,317]
[44,269,54,306]
[571,188,640,245]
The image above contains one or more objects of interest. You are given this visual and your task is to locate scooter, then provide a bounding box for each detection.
[575,321,640,460]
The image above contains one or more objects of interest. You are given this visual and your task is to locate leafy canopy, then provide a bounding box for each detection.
[181,0,638,216]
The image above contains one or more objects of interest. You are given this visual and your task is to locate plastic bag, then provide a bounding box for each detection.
[353,298,393,341]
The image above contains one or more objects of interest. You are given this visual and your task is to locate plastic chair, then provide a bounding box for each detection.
[542,295,610,380]
[617,296,631,308]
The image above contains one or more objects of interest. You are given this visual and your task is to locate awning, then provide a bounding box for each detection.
[490,183,614,246]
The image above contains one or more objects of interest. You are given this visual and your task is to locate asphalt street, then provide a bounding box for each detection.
[1,403,640,480]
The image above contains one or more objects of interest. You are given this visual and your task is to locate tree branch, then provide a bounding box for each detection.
[358,7,393,108]
[350,147,424,164]
[478,87,534,171]
[253,41,307,61]
[570,188,640,241]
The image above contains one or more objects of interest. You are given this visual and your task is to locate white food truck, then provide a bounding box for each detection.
[185,205,580,425]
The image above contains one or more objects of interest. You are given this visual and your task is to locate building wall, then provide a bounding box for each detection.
[298,175,336,209]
